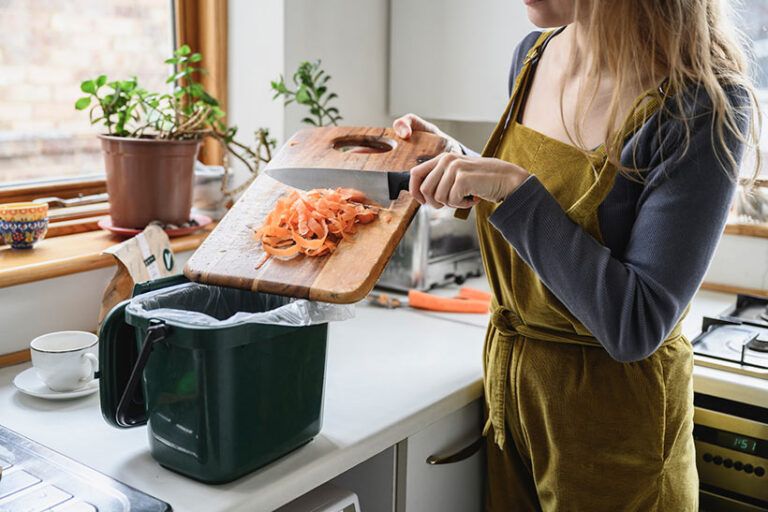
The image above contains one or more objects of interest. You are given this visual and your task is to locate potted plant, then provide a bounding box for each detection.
[272,60,381,154]
[271,60,343,127]
[75,45,273,229]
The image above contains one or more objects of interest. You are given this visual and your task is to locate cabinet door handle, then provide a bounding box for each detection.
[426,438,483,465]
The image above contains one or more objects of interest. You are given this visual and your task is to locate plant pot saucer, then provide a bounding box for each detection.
[98,214,213,238]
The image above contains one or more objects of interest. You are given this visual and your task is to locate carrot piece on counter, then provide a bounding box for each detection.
[252,187,381,266]
[455,287,492,302]
[407,290,490,314]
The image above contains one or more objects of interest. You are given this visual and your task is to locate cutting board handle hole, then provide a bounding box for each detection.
[332,136,396,154]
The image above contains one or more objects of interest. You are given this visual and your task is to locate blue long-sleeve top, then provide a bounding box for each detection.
[467,31,747,362]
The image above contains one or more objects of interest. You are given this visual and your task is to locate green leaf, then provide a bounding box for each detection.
[80,80,97,94]
[176,44,191,56]
[96,75,107,87]
[189,53,202,62]
[201,90,218,105]
[295,86,311,104]
[301,117,317,126]
[75,96,91,110]
[165,57,180,64]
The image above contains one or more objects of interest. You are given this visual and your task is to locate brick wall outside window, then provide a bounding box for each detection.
[0,0,172,184]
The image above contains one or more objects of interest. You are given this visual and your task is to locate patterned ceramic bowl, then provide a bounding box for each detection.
[0,218,49,249]
[0,202,48,222]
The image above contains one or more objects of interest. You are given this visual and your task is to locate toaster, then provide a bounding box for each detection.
[377,205,483,291]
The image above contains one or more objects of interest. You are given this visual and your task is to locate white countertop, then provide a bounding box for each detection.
[0,280,491,512]
[0,281,763,511]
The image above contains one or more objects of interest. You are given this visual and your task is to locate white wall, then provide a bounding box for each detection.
[389,0,534,123]
[282,0,394,140]
[0,251,193,355]
[227,0,285,187]
[227,0,494,156]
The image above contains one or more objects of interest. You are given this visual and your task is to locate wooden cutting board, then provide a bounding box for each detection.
[183,126,449,303]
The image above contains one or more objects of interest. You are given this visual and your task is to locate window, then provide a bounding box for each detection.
[0,0,173,185]
[738,0,768,91]
[735,0,768,179]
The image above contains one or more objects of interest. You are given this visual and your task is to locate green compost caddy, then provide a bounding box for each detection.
[98,275,329,484]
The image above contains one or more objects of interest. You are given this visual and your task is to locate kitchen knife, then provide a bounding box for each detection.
[265,166,411,205]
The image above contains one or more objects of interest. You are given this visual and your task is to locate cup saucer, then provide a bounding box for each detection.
[13,367,99,400]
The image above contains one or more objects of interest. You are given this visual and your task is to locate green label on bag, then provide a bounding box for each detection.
[163,249,174,271]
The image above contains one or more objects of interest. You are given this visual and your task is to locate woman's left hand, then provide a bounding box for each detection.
[409,153,531,209]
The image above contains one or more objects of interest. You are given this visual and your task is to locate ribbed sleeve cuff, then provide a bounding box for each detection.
[488,174,547,233]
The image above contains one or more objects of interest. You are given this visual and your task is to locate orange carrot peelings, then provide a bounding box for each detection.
[252,187,382,267]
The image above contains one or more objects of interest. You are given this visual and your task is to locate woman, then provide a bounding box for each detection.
[393,0,758,510]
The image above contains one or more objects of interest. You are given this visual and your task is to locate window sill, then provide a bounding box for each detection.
[0,224,215,289]
[723,221,768,239]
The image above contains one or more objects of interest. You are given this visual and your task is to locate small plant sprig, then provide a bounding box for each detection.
[75,45,275,195]
[271,60,342,127]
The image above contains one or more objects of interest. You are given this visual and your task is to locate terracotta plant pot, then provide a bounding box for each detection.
[99,135,201,229]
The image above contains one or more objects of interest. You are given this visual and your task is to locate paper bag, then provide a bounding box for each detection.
[98,225,177,329]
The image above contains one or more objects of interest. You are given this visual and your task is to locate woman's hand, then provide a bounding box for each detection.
[393,113,462,154]
[409,152,530,209]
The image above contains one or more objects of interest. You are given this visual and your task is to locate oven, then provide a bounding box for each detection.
[694,393,768,511]
[692,293,768,512]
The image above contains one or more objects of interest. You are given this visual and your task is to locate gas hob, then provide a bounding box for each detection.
[693,294,768,380]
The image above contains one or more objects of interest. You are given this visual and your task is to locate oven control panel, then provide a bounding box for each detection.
[694,402,768,510]
[695,441,768,502]
[700,450,766,476]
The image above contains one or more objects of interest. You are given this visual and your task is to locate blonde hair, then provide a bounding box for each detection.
[565,0,761,182]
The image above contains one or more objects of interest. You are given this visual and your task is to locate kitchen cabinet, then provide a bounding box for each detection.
[389,0,534,122]
[396,399,484,512]
[287,400,485,512]
[330,447,397,512]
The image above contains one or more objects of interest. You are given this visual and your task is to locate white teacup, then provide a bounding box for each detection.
[30,331,99,392]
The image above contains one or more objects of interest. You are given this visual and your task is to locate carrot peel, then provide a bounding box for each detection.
[253,188,381,267]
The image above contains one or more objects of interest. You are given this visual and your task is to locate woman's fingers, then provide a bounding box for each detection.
[408,154,441,204]
[411,155,529,208]
[419,153,456,209]
[393,116,413,139]
[393,113,436,139]
[434,157,458,206]
[449,174,481,209]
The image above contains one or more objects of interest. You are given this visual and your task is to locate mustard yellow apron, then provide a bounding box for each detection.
[476,30,698,511]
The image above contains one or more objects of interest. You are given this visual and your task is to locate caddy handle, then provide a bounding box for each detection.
[115,320,170,427]
[426,438,483,465]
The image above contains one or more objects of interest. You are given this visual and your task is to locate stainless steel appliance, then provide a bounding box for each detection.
[0,424,170,511]
[377,205,483,291]
[692,294,768,512]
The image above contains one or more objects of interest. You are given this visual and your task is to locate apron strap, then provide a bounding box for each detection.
[482,29,562,159]
[567,86,664,222]
[455,29,559,221]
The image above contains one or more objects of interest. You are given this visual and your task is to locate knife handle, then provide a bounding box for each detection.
[387,171,412,200]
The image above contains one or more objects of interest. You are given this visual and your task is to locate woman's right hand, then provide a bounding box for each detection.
[393,113,462,154]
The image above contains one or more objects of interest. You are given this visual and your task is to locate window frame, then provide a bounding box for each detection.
[0,0,228,196]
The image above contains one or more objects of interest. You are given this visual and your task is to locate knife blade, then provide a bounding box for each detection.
[265,167,411,206]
